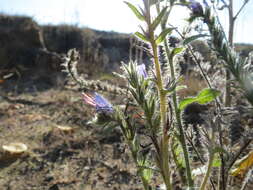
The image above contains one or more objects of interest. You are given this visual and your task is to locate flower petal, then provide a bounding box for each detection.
[94,93,113,112]
[82,93,96,107]
[137,64,148,78]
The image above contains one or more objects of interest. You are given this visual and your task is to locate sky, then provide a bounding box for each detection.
[1,0,253,44]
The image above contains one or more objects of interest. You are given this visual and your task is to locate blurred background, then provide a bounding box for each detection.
[0,0,252,92]
[0,1,253,189]
[1,0,253,42]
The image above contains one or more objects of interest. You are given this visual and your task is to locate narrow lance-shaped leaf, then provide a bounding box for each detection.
[170,0,177,5]
[170,47,184,60]
[149,0,177,6]
[124,1,145,21]
[164,77,186,95]
[179,88,220,111]
[139,25,147,36]
[150,0,165,5]
[155,27,174,44]
[183,34,209,45]
[151,6,168,31]
[141,160,153,183]
[213,146,226,154]
[135,32,149,42]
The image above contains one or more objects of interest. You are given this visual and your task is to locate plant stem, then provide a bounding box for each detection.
[171,137,187,184]
[225,0,234,106]
[200,129,215,190]
[223,1,235,188]
[150,37,172,190]
[163,40,194,188]
[128,140,150,190]
[185,134,216,190]
[142,2,172,188]
[139,8,172,184]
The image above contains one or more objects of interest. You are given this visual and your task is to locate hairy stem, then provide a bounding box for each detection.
[164,40,194,188]
[157,6,194,187]
[150,37,172,190]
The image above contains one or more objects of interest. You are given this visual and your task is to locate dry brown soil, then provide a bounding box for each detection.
[0,86,144,190]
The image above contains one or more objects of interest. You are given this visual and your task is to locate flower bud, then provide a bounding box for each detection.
[189,0,204,16]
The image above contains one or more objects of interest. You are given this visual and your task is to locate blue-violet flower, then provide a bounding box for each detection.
[137,64,148,78]
[189,0,204,16]
[82,92,113,113]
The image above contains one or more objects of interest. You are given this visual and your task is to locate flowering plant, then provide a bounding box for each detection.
[62,0,253,189]
[82,92,114,113]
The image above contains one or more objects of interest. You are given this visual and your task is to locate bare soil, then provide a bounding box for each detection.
[0,82,143,190]
[1,78,252,190]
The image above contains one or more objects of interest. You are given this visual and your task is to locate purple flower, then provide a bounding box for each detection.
[82,92,113,113]
[137,64,148,78]
[189,0,203,15]
[203,0,209,7]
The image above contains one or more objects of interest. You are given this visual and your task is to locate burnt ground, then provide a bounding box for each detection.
[0,78,253,190]
[0,81,146,190]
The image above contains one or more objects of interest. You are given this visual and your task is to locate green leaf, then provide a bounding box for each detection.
[212,156,221,167]
[124,1,145,21]
[174,142,186,168]
[179,88,220,110]
[135,32,149,42]
[170,47,184,60]
[175,85,187,92]
[213,146,226,154]
[196,88,221,104]
[172,47,184,55]
[183,34,209,45]
[151,6,168,30]
[139,25,146,36]
[150,0,176,6]
[178,97,196,111]
[164,85,186,95]
[170,0,177,5]
[155,27,174,44]
[143,169,152,183]
[150,0,165,5]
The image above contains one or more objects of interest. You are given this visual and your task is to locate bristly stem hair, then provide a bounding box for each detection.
[156,2,194,189]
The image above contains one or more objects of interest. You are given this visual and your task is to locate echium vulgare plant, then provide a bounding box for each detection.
[62,0,253,190]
